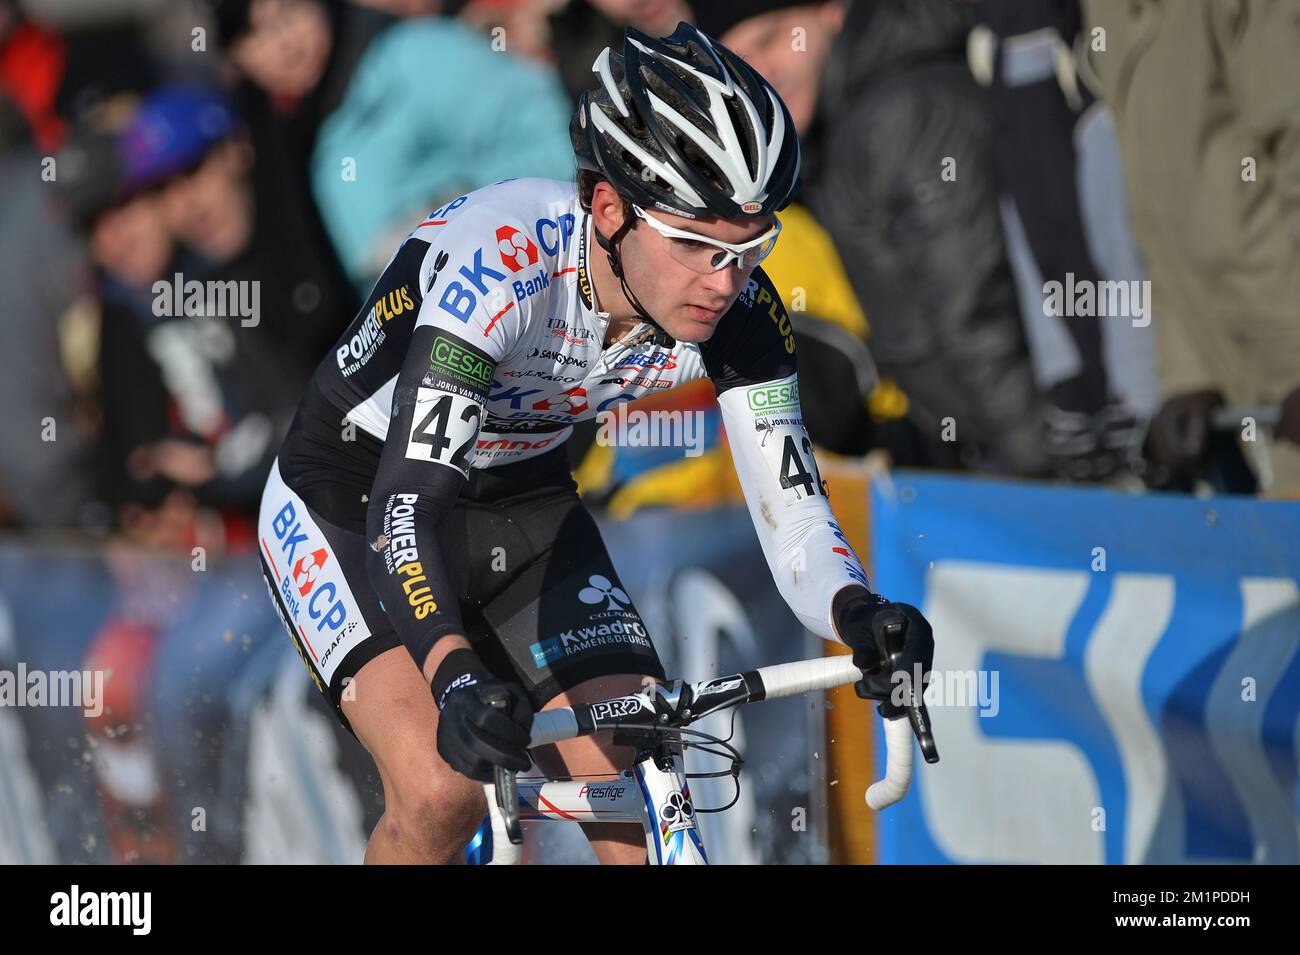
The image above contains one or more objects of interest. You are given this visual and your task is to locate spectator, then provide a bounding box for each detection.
[207,0,375,341]
[546,0,693,103]
[1082,0,1300,496]
[701,0,1048,474]
[0,103,98,528]
[96,87,305,545]
[0,0,67,152]
[456,0,557,65]
[212,0,574,294]
[971,0,1144,482]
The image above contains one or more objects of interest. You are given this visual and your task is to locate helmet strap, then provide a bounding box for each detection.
[594,209,676,348]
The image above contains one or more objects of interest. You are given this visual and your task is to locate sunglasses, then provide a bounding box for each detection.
[631,205,782,274]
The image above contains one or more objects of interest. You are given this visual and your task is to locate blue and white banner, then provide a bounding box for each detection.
[871,473,1300,864]
[0,507,813,865]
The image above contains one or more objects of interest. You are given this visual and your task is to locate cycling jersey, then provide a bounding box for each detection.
[265,177,873,695]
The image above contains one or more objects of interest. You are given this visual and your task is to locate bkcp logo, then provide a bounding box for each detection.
[497,225,539,273]
[293,548,329,596]
[531,387,588,416]
[271,500,349,634]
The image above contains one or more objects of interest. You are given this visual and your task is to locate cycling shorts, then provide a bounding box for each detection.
[256,446,665,735]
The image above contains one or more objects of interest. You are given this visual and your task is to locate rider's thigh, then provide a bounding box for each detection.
[530,671,656,777]
[343,646,486,855]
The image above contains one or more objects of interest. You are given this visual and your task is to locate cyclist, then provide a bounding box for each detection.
[257,21,934,864]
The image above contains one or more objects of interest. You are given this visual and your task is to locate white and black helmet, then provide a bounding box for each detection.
[572,22,801,220]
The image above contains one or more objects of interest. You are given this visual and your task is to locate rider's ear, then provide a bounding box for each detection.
[591,181,627,235]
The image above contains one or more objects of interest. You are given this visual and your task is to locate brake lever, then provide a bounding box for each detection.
[493,765,523,846]
[486,694,524,846]
[874,611,940,765]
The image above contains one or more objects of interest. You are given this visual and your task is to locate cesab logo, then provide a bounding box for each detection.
[293,548,329,596]
[532,387,588,416]
[497,225,538,273]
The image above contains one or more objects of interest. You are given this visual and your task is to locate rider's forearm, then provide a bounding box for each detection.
[365,477,468,673]
[364,323,489,676]
[717,375,876,644]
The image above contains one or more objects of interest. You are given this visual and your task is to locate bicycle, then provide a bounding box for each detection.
[466,615,940,865]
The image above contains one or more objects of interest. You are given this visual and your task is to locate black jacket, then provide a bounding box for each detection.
[806,0,1048,474]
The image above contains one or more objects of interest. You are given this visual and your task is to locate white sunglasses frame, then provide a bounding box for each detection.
[631,204,782,273]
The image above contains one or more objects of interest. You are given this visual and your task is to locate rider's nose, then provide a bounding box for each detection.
[701,263,744,300]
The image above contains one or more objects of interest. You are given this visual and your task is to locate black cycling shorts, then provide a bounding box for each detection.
[257,445,665,734]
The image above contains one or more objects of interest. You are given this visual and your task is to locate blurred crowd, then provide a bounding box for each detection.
[2,0,1299,556]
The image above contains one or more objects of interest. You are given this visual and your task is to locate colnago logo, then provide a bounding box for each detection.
[660,790,696,832]
[747,380,800,414]
[613,352,678,372]
[591,696,651,721]
[496,224,539,272]
[430,335,494,389]
[385,493,437,621]
[503,368,579,383]
[336,285,416,375]
[271,501,348,634]
[579,574,628,612]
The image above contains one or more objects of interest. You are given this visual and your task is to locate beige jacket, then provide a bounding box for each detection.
[1082,0,1300,402]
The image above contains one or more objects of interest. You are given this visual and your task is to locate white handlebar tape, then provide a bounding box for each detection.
[866,716,915,810]
[529,708,581,747]
[754,655,862,700]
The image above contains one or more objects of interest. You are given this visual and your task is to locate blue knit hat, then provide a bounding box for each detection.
[119,85,237,191]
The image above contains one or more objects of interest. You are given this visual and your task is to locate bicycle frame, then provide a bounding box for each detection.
[468,653,935,865]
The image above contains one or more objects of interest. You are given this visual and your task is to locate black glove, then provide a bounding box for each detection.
[1146,389,1221,472]
[432,648,534,782]
[1277,386,1300,447]
[833,590,935,718]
